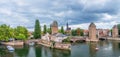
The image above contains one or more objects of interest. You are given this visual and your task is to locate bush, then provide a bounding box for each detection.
[62,37,70,43]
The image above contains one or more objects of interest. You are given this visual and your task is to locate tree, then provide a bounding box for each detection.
[0,24,13,41]
[76,28,81,36]
[34,19,41,39]
[117,24,120,35]
[60,26,65,34]
[14,26,29,40]
[80,29,84,36]
[43,25,47,34]
[71,29,77,36]
[47,25,52,34]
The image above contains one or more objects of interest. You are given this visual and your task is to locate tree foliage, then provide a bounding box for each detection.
[60,26,65,34]
[43,25,47,34]
[76,28,81,36]
[71,29,77,36]
[117,24,120,35]
[14,26,28,40]
[47,26,52,34]
[0,24,29,41]
[34,19,41,39]
[71,28,84,36]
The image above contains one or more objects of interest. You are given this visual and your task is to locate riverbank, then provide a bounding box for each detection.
[1,41,24,46]
[38,39,71,50]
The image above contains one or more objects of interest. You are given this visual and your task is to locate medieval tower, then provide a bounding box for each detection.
[112,25,118,38]
[89,22,97,41]
[51,21,58,34]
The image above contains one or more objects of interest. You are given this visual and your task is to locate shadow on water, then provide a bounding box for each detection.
[1,41,120,57]
[15,45,42,57]
[0,45,13,57]
[89,42,98,57]
[40,45,71,57]
[50,48,71,57]
[15,45,29,57]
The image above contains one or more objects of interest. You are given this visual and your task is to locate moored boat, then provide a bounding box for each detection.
[7,46,15,51]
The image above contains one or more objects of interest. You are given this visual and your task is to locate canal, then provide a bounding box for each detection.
[0,40,120,57]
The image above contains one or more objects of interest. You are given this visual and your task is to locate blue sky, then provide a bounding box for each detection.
[0,0,120,31]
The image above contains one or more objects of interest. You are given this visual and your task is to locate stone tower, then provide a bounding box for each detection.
[89,22,97,41]
[112,25,118,38]
[51,21,58,34]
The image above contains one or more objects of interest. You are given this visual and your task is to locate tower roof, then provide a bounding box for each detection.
[89,22,96,27]
[113,25,118,28]
[51,20,58,27]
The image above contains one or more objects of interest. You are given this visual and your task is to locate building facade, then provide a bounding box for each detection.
[65,22,71,36]
[51,21,58,34]
[112,25,118,38]
[89,22,97,41]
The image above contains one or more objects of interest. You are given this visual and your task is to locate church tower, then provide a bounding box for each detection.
[66,22,71,35]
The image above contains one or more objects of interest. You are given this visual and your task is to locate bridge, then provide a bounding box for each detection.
[98,37,107,41]
[98,37,120,41]
[25,39,41,44]
[106,37,120,40]
[70,36,86,43]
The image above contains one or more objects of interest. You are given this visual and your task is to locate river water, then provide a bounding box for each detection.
[0,40,120,57]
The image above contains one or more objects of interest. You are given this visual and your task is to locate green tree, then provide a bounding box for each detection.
[34,19,41,39]
[47,25,52,34]
[117,24,120,35]
[0,24,14,41]
[14,26,28,40]
[80,29,84,36]
[43,25,47,34]
[71,29,77,36]
[76,28,81,36]
[60,26,65,34]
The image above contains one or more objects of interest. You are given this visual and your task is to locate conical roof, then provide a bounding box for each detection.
[89,22,96,27]
[113,25,118,28]
[51,20,58,27]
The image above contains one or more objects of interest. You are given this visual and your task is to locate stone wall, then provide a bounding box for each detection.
[112,25,118,38]
[89,22,97,41]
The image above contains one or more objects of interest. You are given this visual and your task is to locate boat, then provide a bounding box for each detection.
[7,46,15,51]
[29,42,35,46]
[95,47,99,50]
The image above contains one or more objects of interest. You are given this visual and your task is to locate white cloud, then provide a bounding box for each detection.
[69,21,119,30]
[0,8,12,16]
[0,0,120,31]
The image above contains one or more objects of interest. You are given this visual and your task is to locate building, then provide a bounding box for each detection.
[66,22,71,36]
[51,21,58,34]
[97,29,110,38]
[89,22,98,41]
[51,33,67,42]
[83,30,89,36]
[42,33,67,43]
[41,33,51,41]
[112,25,118,38]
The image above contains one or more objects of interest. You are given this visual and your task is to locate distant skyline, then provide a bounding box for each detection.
[0,0,120,31]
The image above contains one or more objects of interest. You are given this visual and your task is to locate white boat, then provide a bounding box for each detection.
[95,47,99,50]
[29,42,35,46]
[7,46,15,51]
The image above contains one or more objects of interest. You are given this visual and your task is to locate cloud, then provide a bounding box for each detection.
[0,0,120,31]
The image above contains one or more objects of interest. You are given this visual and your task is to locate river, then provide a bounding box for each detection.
[0,40,120,57]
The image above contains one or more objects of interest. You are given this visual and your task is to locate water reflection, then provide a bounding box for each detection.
[0,46,13,57]
[1,41,120,57]
[41,46,71,57]
[35,45,42,57]
[27,46,36,57]
[89,42,98,57]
